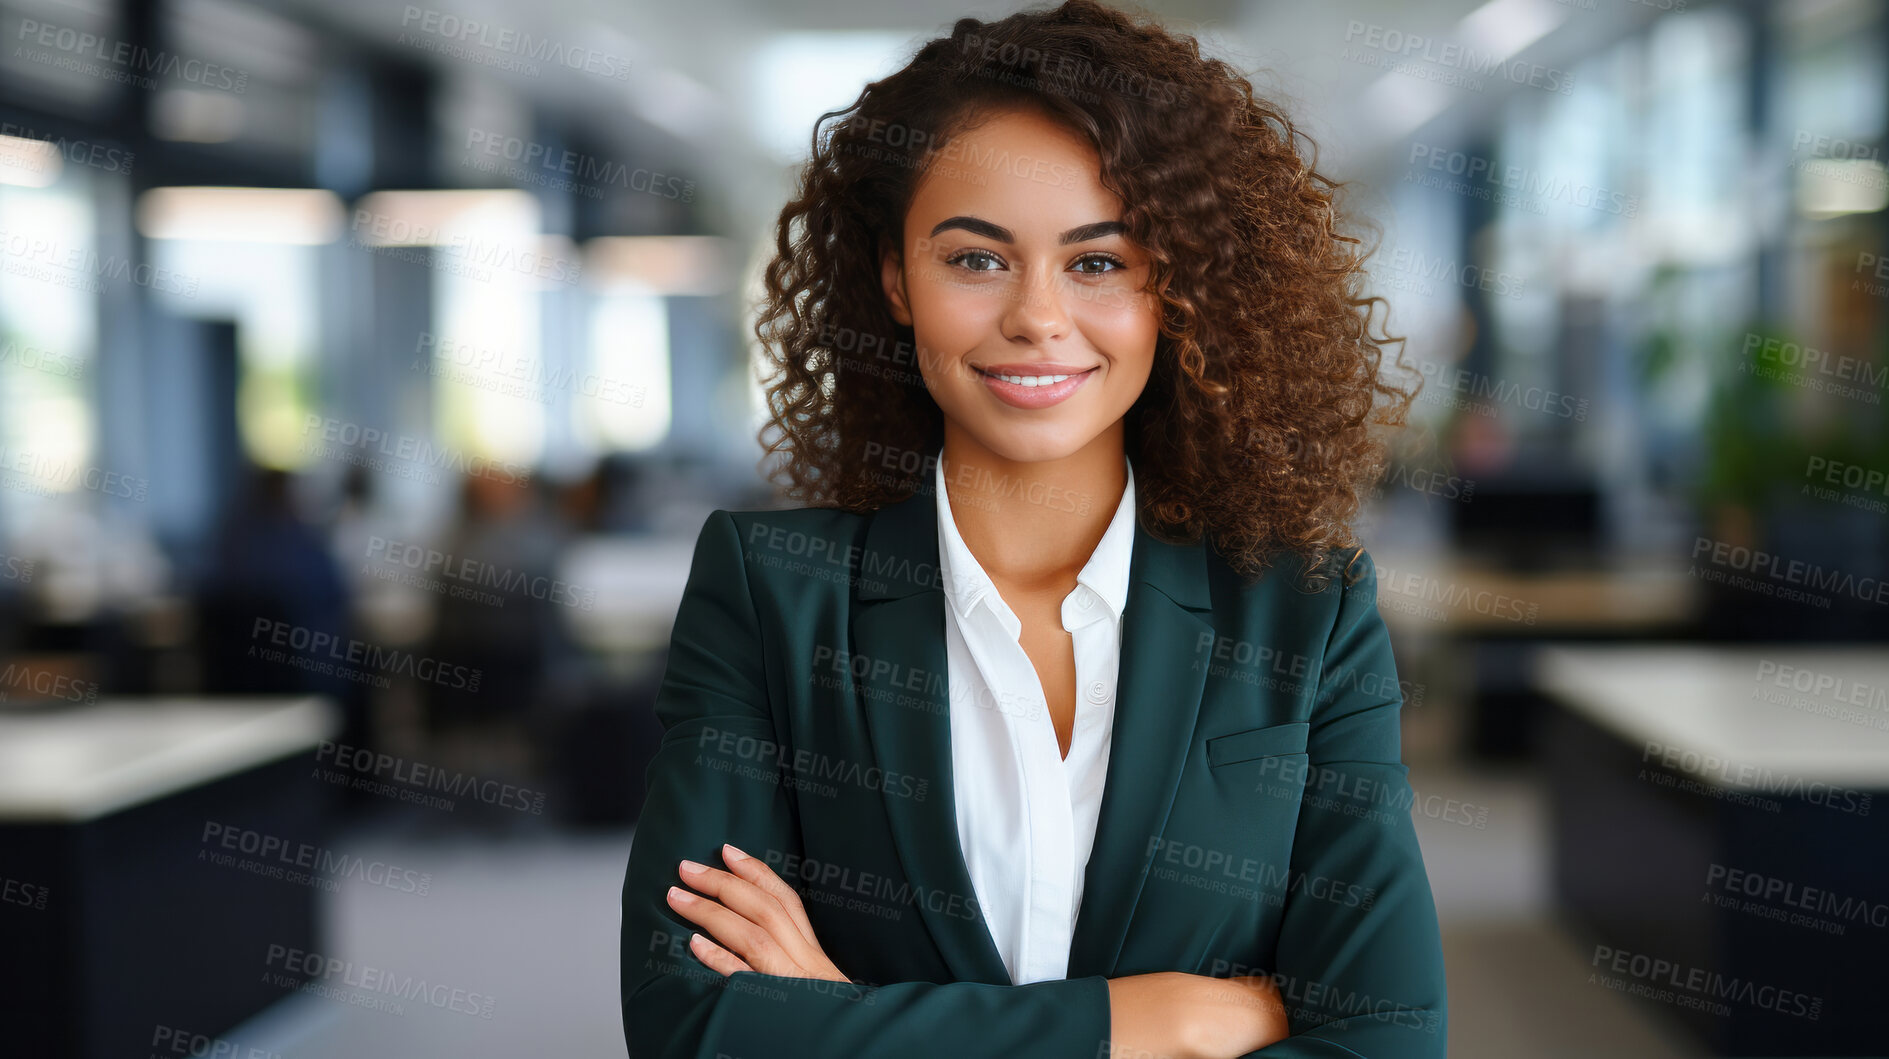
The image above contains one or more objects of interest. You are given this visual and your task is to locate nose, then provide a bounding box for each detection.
[1000,266,1074,345]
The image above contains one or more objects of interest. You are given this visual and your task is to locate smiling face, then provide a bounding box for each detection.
[880,103,1161,466]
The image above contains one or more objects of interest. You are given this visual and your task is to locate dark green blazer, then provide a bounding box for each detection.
[621,485,1447,1058]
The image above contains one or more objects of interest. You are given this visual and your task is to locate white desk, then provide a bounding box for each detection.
[0,697,338,822]
[1532,644,1889,1056]
[0,697,339,1058]
[1535,645,1889,790]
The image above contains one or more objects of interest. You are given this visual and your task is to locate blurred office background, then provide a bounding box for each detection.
[0,0,1885,1056]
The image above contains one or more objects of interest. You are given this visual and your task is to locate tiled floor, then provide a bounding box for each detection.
[227,760,1712,1058]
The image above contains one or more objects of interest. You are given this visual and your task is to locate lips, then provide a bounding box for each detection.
[974,364,1098,410]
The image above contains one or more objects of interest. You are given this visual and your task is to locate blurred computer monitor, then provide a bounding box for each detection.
[1449,479,1602,570]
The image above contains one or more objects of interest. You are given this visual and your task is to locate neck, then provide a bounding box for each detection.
[938,422,1128,592]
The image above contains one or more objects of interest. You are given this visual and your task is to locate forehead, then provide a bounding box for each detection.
[904,105,1121,235]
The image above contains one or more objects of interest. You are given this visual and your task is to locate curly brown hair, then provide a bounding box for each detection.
[752,0,1417,591]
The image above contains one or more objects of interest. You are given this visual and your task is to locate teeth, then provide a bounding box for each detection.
[989,372,1074,386]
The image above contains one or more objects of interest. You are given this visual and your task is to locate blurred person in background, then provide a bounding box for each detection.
[419,470,569,809]
[197,465,353,712]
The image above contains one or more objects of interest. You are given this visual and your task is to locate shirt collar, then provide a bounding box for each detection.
[934,447,1136,628]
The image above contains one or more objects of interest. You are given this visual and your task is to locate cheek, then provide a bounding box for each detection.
[1074,295,1160,363]
[909,278,1003,351]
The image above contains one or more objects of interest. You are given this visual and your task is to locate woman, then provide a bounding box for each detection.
[620,2,1444,1056]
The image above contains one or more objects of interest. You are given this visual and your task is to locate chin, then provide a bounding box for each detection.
[963,423,1101,464]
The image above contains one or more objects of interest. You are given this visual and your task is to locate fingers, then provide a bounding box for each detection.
[686,931,754,977]
[677,850,809,955]
[665,882,790,974]
[718,844,822,949]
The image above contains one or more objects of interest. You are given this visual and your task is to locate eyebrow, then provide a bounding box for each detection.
[928,216,1127,245]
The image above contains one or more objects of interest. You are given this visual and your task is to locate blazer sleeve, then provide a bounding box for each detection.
[1246,549,1448,1058]
[620,510,1113,1059]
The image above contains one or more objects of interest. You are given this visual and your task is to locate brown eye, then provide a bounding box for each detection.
[945,250,1002,272]
[1071,253,1125,275]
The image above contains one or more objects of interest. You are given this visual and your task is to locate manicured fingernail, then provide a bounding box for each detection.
[679,859,708,875]
[690,933,708,949]
[722,843,749,863]
[668,886,696,904]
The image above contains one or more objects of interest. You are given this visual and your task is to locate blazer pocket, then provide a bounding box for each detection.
[1207,721,1310,769]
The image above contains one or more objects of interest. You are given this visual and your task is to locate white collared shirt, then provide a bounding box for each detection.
[934,446,1135,985]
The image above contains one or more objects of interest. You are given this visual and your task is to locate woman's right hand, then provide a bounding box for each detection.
[1106,971,1289,1059]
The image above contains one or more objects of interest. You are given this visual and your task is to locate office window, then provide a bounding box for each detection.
[431,255,547,471]
[140,187,342,469]
[0,172,97,533]
[1642,9,1749,264]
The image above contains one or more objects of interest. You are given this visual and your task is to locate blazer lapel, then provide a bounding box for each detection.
[1065,522,1213,979]
[853,486,1012,984]
[852,479,1216,985]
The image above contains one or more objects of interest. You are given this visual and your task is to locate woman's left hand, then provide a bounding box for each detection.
[666,843,851,983]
